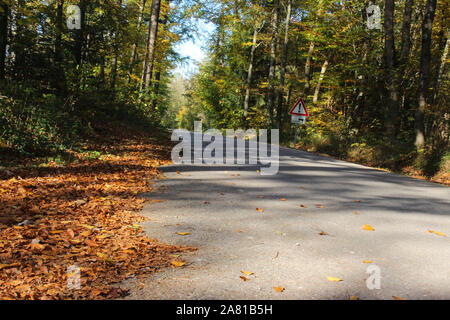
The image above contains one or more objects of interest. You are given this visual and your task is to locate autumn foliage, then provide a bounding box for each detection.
[0,127,194,299]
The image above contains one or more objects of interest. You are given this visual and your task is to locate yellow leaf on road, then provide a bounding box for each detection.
[428,230,447,237]
[362,224,375,231]
[170,260,185,267]
[349,296,358,300]
[327,276,343,282]
[176,232,190,236]
[393,296,405,300]
[239,276,249,281]
[240,271,254,276]
[363,260,373,264]
[280,198,286,201]
[256,208,264,212]
[273,286,285,292]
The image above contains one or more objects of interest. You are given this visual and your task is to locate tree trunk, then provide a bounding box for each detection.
[141,0,161,90]
[276,0,292,129]
[0,0,8,81]
[244,25,259,119]
[55,0,67,95]
[304,42,314,96]
[399,0,414,65]
[432,33,449,103]
[415,0,437,147]
[384,0,399,140]
[313,59,328,104]
[74,0,86,68]
[128,0,146,84]
[266,0,279,127]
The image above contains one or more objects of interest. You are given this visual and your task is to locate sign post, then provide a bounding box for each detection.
[289,98,309,148]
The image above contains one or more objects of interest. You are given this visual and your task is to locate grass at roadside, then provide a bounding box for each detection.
[0,124,194,299]
[283,135,449,186]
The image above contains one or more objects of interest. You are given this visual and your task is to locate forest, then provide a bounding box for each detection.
[0,0,449,300]
[0,0,449,179]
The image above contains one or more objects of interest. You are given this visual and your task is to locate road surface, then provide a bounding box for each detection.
[122,134,450,300]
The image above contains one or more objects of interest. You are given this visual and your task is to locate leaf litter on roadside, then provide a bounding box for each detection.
[0,128,195,300]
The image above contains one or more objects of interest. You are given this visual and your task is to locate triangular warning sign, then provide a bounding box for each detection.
[289,98,309,116]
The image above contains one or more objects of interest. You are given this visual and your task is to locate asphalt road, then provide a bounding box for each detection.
[122,134,450,300]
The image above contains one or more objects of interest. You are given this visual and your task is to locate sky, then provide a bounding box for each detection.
[173,20,216,78]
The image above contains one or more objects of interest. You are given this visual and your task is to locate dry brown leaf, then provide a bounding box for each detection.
[66,228,75,239]
[239,276,249,281]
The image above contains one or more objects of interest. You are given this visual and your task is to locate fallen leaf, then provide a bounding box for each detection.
[319,231,328,236]
[240,271,254,276]
[280,198,286,201]
[273,286,285,292]
[428,230,447,237]
[349,296,359,300]
[176,171,181,174]
[300,204,308,208]
[352,211,359,215]
[327,276,343,282]
[256,208,264,212]
[256,196,264,199]
[31,239,45,251]
[176,232,191,236]
[354,200,361,203]
[85,239,98,247]
[393,296,405,300]
[66,228,75,239]
[361,224,375,231]
[239,276,249,281]
[315,204,324,208]
[204,201,210,205]
[170,261,185,267]
[362,260,373,264]
[0,263,20,271]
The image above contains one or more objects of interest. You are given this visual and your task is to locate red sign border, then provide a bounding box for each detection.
[289,98,309,117]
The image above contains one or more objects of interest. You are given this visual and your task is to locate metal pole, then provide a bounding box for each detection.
[294,123,300,148]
